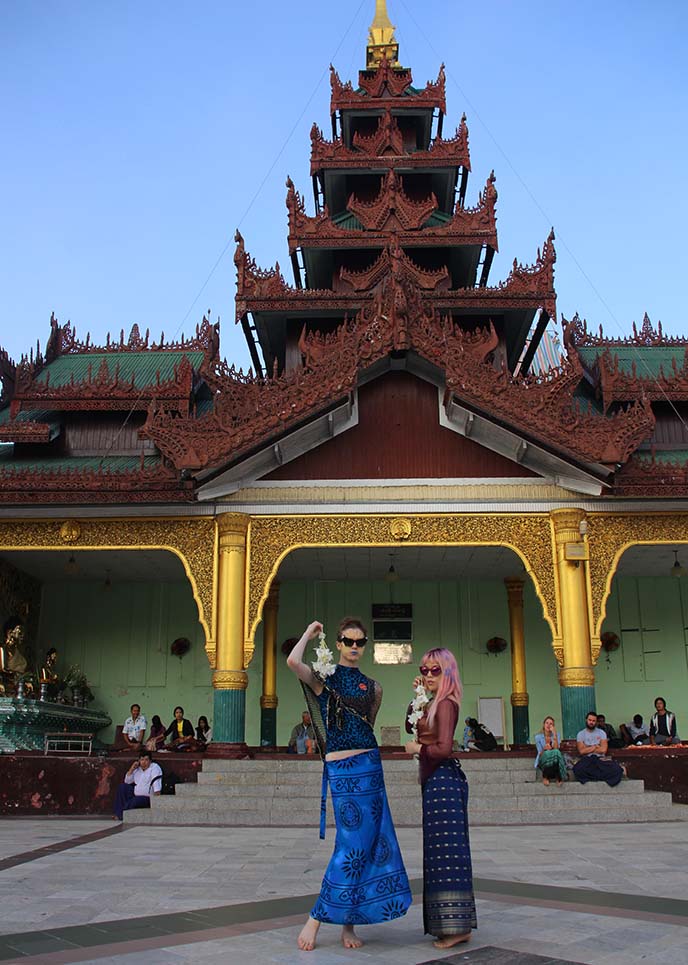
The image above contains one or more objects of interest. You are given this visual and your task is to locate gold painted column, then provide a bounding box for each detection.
[551,508,595,739]
[505,578,529,745]
[260,582,279,747]
[212,513,250,747]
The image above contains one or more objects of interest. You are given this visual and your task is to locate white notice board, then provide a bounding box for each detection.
[478,696,507,748]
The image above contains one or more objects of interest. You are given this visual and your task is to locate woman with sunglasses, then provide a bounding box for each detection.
[405,648,477,949]
[287,617,412,952]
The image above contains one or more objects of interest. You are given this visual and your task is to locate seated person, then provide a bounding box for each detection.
[464,717,498,752]
[122,704,147,751]
[288,711,316,753]
[534,715,567,785]
[573,711,625,787]
[145,715,167,752]
[113,750,162,820]
[649,697,680,745]
[596,714,623,748]
[620,714,650,746]
[163,705,198,751]
[462,717,475,750]
[196,715,213,745]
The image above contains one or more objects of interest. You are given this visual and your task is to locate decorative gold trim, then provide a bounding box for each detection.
[59,521,81,543]
[587,512,688,654]
[558,667,595,687]
[213,669,249,690]
[260,695,279,709]
[0,518,217,665]
[510,692,529,706]
[390,517,412,540]
[246,513,557,662]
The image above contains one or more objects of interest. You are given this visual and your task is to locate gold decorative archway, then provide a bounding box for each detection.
[245,513,557,663]
[587,512,688,649]
[0,518,218,663]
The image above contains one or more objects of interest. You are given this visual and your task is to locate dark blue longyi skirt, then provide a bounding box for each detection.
[422,758,477,937]
[311,748,412,926]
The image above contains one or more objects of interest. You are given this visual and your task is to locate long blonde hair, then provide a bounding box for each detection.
[540,715,556,735]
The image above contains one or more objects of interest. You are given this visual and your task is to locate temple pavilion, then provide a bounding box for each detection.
[2,1,688,754]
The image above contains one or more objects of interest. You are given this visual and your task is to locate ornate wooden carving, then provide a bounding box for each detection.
[152,265,650,473]
[288,171,496,252]
[11,355,194,417]
[597,347,688,408]
[0,420,54,444]
[41,314,219,358]
[352,110,404,155]
[237,232,553,319]
[310,116,470,173]
[347,170,438,231]
[613,453,688,497]
[330,60,446,114]
[563,311,688,349]
[0,461,193,504]
[0,348,15,406]
[338,240,450,293]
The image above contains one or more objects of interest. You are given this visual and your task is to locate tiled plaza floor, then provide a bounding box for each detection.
[0,819,686,963]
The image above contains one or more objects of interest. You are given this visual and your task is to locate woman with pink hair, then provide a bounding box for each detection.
[405,647,477,949]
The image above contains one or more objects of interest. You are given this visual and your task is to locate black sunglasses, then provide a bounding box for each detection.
[338,635,368,647]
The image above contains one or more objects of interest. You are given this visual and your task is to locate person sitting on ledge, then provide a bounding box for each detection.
[288,710,316,754]
[596,714,623,749]
[113,750,162,820]
[145,715,167,752]
[196,715,213,745]
[163,705,199,751]
[620,714,650,746]
[649,697,680,745]
[573,711,625,787]
[122,704,147,751]
[534,715,567,785]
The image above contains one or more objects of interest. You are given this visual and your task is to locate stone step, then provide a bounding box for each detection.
[199,756,535,774]
[125,799,688,827]
[195,767,539,787]
[177,779,649,800]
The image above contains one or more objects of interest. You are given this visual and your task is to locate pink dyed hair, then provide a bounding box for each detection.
[421,648,463,727]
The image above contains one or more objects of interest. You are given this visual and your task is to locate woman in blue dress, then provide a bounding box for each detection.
[287,617,412,952]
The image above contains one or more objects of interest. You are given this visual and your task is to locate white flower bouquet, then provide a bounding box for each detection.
[311,630,337,678]
[407,681,430,739]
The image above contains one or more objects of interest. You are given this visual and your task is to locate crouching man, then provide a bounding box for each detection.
[113,750,162,820]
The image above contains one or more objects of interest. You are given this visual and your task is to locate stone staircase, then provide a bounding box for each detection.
[124,755,688,827]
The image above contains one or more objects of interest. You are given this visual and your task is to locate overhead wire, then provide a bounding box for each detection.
[397,0,688,436]
[98,0,370,465]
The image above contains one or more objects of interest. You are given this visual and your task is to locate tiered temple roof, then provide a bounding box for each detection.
[1,1,684,504]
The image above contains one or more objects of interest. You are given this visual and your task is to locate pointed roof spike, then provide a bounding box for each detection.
[367,0,400,68]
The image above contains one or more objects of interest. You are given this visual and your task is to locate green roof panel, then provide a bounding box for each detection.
[33,351,205,389]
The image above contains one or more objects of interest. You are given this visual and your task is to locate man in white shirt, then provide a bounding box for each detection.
[122,704,147,750]
[113,750,162,820]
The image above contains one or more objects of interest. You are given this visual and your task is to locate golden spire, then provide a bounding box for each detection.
[366,0,400,68]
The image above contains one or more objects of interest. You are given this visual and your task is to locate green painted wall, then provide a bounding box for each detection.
[37,580,211,742]
[597,575,688,732]
[39,570,687,749]
[246,578,561,747]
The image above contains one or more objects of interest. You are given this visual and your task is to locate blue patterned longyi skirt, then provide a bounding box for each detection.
[422,758,477,937]
[311,748,412,926]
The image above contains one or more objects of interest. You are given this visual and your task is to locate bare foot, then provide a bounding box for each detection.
[542,777,550,786]
[557,779,563,785]
[341,925,363,948]
[433,933,471,949]
[297,917,320,951]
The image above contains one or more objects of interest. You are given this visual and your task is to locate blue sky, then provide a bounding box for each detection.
[1,0,687,370]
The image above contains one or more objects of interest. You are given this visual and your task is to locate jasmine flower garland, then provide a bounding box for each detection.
[311,630,337,678]
[407,681,430,739]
